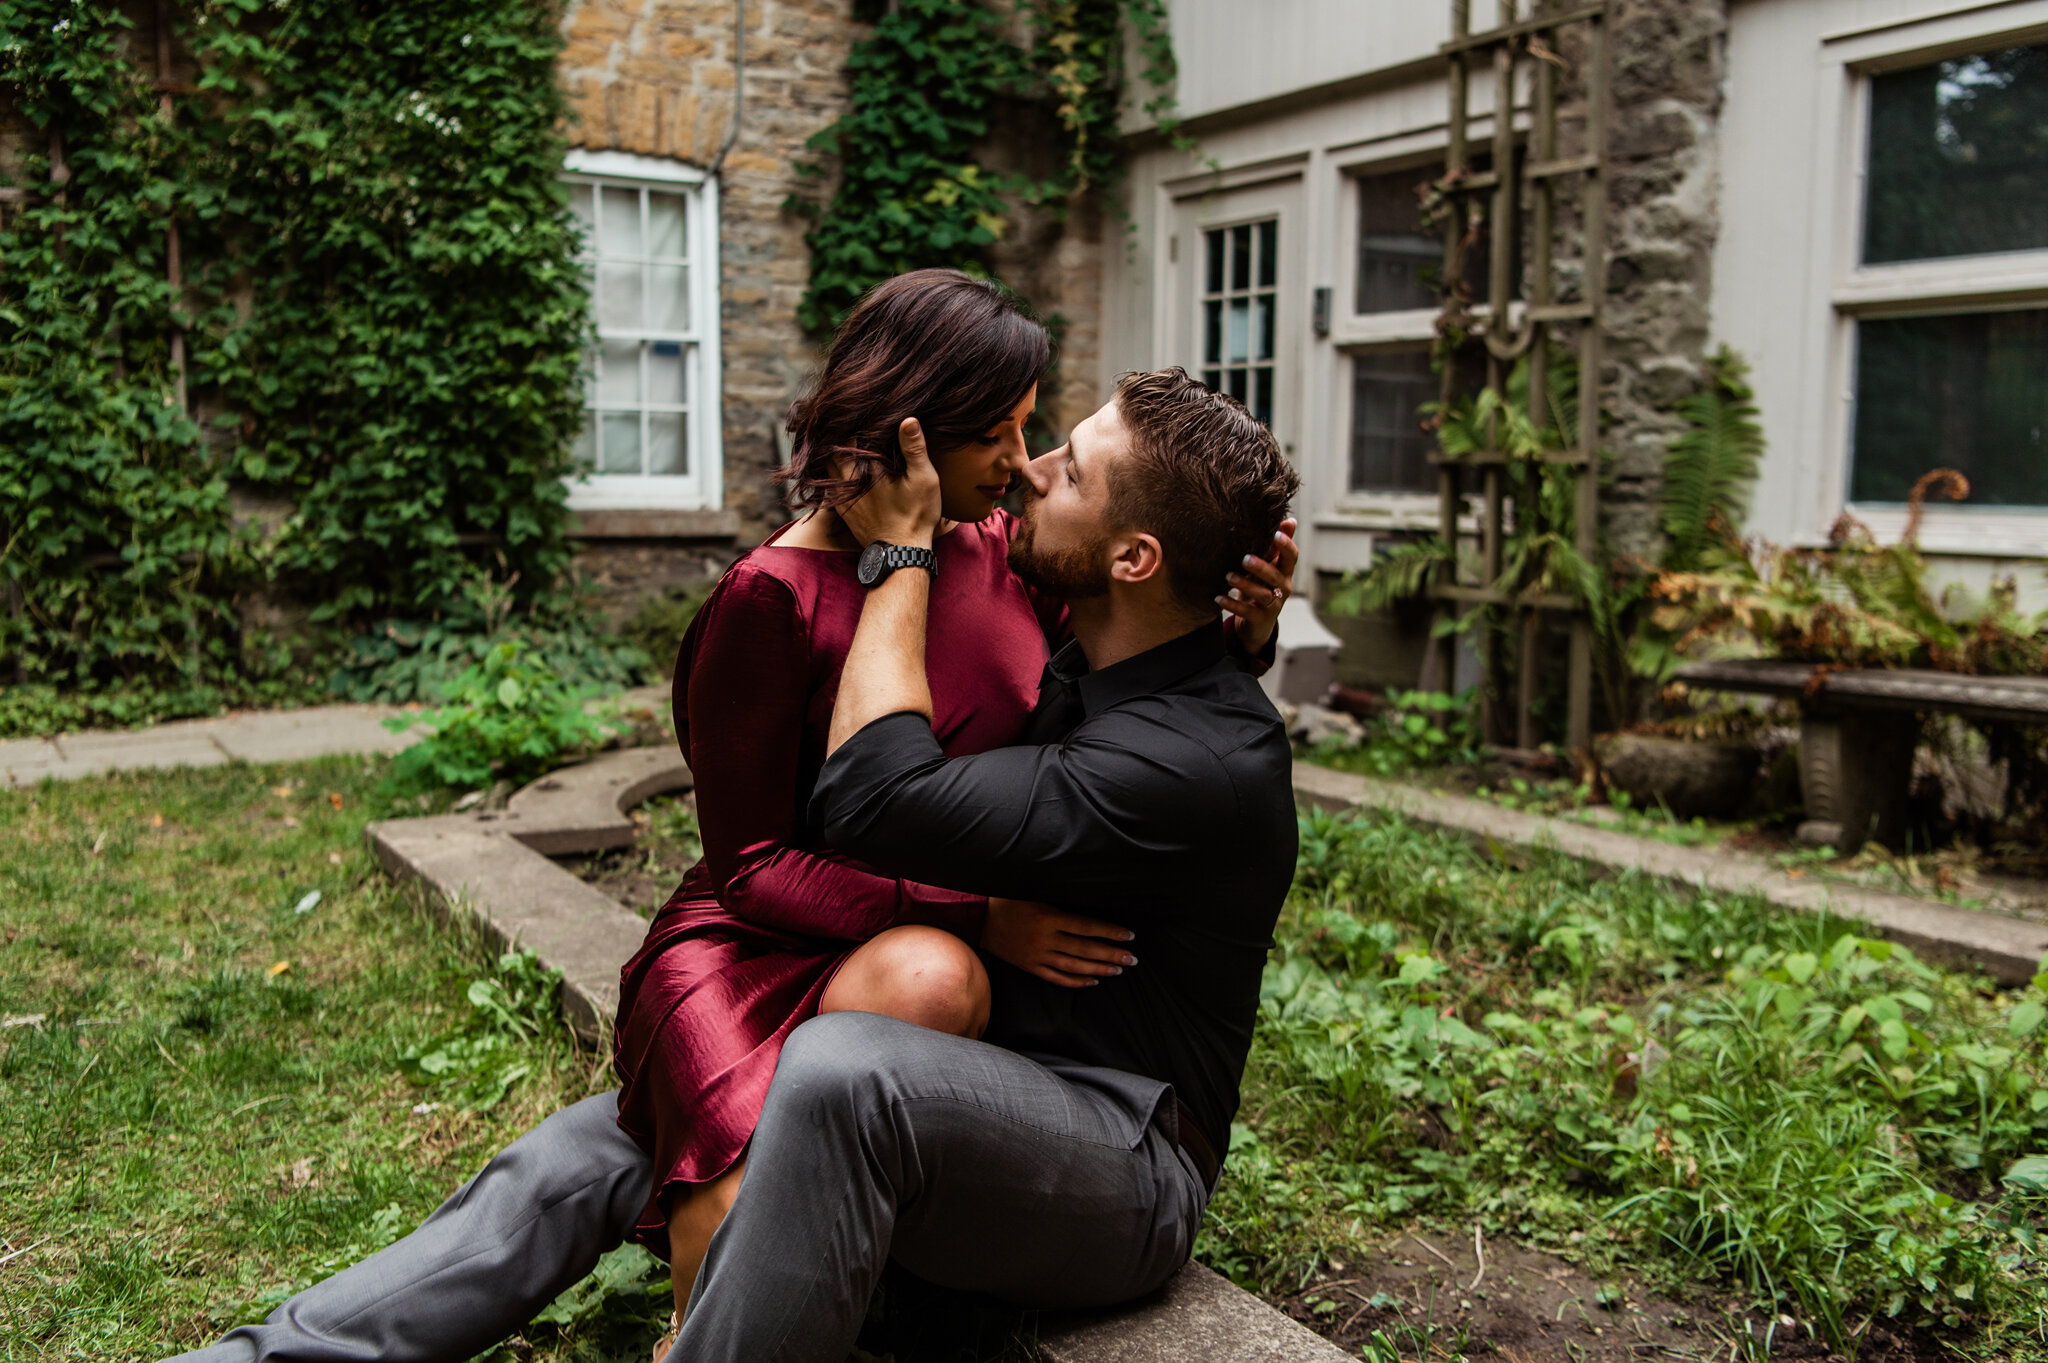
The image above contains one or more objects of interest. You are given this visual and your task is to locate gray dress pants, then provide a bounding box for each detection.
[164,1091,652,1363]
[168,1014,1206,1363]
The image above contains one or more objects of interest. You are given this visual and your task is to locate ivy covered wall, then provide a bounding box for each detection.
[0,0,589,720]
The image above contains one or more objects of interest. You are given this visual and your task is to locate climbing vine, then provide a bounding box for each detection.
[0,0,586,727]
[792,0,1183,334]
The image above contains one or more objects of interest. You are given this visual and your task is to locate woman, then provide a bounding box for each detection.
[612,270,1298,1337]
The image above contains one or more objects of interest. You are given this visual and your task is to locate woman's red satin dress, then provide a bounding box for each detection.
[612,511,1054,1248]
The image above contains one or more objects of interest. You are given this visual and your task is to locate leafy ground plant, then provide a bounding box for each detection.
[1301,689,1484,778]
[1204,807,2048,1356]
[379,640,628,798]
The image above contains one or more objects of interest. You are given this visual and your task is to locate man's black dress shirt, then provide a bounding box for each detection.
[809,621,1297,1155]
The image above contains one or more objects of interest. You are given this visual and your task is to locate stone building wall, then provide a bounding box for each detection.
[556,0,1107,620]
[1596,0,1730,560]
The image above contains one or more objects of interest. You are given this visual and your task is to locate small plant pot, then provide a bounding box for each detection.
[1794,708,1916,854]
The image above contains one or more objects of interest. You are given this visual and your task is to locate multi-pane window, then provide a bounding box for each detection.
[567,177,700,482]
[1349,349,1438,494]
[1355,168,1439,314]
[1200,220,1277,425]
[1850,42,2048,508]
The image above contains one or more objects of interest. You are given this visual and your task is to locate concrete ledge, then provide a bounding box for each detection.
[366,746,692,1037]
[1296,762,2048,986]
[1038,1262,1351,1362]
[505,747,694,855]
[567,508,741,539]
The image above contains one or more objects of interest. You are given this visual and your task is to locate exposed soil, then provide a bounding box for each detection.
[561,793,699,919]
[1270,1232,1951,1363]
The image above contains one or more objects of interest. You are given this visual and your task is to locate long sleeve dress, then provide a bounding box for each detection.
[612,510,1057,1251]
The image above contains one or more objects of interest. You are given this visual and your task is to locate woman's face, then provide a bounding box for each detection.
[931,384,1036,522]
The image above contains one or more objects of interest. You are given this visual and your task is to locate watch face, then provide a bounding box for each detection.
[857,540,889,587]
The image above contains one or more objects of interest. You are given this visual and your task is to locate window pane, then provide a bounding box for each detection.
[1205,230,1224,294]
[649,264,689,332]
[1227,368,1249,401]
[569,183,595,250]
[1203,300,1221,363]
[1252,367,1273,426]
[1253,293,1275,361]
[1865,44,2048,264]
[600,412,642,474]
[648,412,687,475]
[598,339,639,405]
[1231,224,1252,291]
[570,412,596,471]
[1356,166,1439,313]
[598,261,642,330]
[1226,298,1250,363]
[1257,220,1277,288]
[599,186,641,256]
[1350,349,1439,494]
[648,191,687,258]
[648,341,686,405]
[1201,368,1222,390]
[1851,308,2048,507]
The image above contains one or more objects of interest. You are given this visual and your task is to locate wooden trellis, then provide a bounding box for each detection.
[1431,0,1609,753]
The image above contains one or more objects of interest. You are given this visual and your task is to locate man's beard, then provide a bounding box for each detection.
[1008,501,1114,600]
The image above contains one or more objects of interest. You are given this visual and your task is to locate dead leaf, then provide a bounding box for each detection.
[271,785,293,798]
[289,1157,313,1189]
[282,816,300,829]
[327,792,343,811]
[328,851,342,865]
[148,813,164,829]
[268,960,291,977]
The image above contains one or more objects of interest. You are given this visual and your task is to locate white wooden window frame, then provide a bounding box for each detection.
[1815,5,2048,556]
[562,149,723,513]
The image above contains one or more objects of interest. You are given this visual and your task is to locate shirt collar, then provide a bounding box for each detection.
[1046,620,1228,717]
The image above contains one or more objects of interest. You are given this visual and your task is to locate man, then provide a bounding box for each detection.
[170,368,1300,1363]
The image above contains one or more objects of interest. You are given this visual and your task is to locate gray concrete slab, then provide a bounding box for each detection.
[1296,762,2048,986]
[209,706,427,762]
[52,721,229,777]
[504,747,692,856]
[0,737,65,788]
[1038,1262,1351,1362]
[369,815,645,1038]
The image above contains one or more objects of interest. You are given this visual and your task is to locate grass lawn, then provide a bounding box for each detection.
[1210,807,2048,1359]
[0,759,661,1362]
[9,759,2048,1362]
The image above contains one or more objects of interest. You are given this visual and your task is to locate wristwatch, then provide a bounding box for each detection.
[856,540,938,588]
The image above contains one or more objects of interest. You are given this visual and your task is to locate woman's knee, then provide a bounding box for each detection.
[826,926,990,1038]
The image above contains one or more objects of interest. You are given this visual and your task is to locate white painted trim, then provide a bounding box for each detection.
[563,148,709,185]
[561,162,723,515]
[1821,0,2048,59]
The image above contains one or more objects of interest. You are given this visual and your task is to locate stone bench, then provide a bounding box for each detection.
[1677,658,2048,854]
[365,747,1347,1362]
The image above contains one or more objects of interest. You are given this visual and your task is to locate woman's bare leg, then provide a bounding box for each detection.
[663,1159,745,1337]
[658,927,988,1338]
[819,924,991,1039]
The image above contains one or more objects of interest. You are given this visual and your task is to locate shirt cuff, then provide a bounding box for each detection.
[1223,615,1279,676]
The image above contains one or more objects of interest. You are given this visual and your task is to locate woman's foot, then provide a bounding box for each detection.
[652,1309,680,1363]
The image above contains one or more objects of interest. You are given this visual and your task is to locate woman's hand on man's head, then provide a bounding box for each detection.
[835,417,944,549]
[1218,516,1300,656]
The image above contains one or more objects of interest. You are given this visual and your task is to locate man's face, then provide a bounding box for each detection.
[1008,402,1129,600]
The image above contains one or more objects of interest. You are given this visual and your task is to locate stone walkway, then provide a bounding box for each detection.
[0,687,670,788]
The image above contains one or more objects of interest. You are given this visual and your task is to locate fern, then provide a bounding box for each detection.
[1326,538,1457,616]
[1659,347,1764,572]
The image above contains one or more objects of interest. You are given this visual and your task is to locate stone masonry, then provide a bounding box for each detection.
[557,0,1105,618]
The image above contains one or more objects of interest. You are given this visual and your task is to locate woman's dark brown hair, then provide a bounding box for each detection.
[781,269,1052,510]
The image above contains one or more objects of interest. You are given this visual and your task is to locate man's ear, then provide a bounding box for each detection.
[1109,531,1166,587]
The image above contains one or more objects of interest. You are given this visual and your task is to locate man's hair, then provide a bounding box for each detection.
[1106,368,1300,614]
